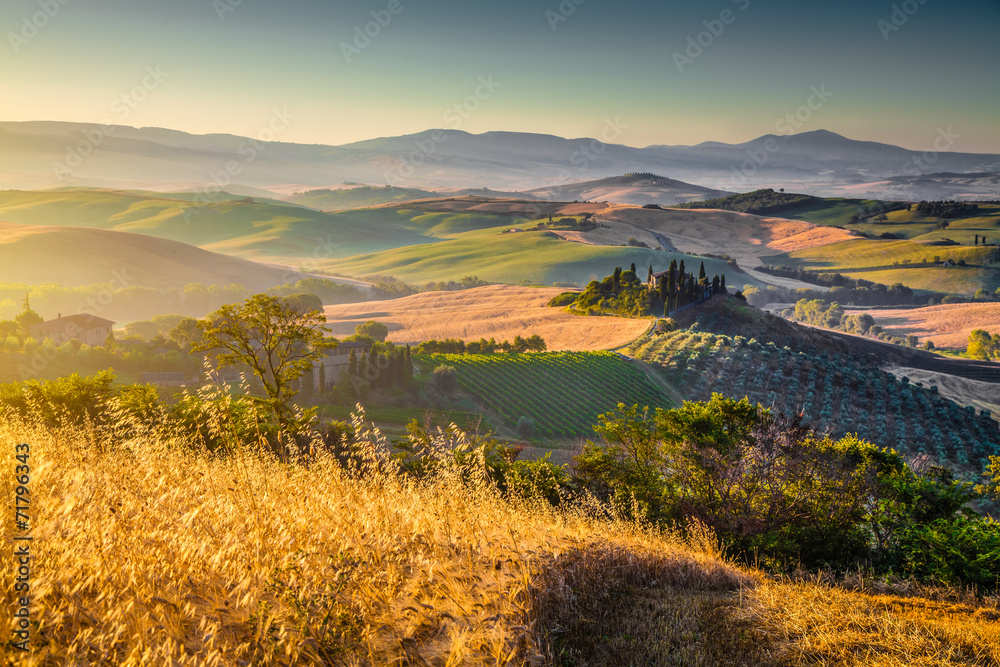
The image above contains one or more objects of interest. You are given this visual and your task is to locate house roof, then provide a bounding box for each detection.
[31,314,115,331]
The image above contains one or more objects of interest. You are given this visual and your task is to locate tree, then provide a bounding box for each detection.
[168,318,202,347]
[432,364,457,394]
[355,320,389,342]
[630,262,636,274]
[15,294,43,338]
[194,294,336,436]
[698,262,707,285]
[516,416,535,439]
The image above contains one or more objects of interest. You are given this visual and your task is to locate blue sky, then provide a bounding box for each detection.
[2,0,998,151]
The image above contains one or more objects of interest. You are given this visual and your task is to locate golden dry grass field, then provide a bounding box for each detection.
[844,302,1000,349]
[323,285,651,351]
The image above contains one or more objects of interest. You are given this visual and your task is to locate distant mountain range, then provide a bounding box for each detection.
[2,121,998,200]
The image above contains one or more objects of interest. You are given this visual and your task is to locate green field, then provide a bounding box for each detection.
[416,351,674,440]
[331,226,757,286]
[764,237,1000,295]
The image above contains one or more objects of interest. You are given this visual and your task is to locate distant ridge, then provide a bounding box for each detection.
[1,121,998,198]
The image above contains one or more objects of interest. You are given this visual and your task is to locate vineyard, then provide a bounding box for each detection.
[416,351,673,440]
[630,326,1000,478]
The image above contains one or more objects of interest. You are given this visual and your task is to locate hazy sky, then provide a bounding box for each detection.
[2,0,998,152]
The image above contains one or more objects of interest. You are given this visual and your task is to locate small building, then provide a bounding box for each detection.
[314,341,371,391]
[29,314,115,347]
[648,270,669,290]
[141,372,186,387]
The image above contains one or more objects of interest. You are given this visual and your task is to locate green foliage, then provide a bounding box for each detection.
[415,335,545,354]
[966,329,1000,361]
[547,292,579,307]
[576,395,1000,585]
[195,294,335,434]
[282,293,324,314]
[515,416,535,439]
[355,321,389,343]
[0,370,116,427]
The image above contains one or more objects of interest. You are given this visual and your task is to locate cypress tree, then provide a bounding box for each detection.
[405,345,413,380]
[721,274,727,293]
[647,264,653,283]
[348,348,358,377]
[658,275,667,302]
[678,260,685,282]
[712,275,720,294]
[699,261,707,284]
[630,262,636,274]
[667,263,677,295]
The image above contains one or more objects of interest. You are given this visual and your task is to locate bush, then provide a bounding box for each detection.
[432,365,457,394]
[547,292,579,308]
[516,416,535,439]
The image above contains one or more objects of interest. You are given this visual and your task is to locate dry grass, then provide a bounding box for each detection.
[0,415,742,666]
[739,578,1000,666]
[4,409,1000,666]
[844,303,1000,349]
[322,285,651,351]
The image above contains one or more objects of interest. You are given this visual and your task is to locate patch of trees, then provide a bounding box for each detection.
[339,343,414,398]
[672,189,816,215]
[916,200,979,219]
[415,335,546,355]
[755,266,926,306]
[789,299,918,347]
[967,329,1000,361]
[651,261,728,316]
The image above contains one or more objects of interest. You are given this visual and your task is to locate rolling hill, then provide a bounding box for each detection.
[524,173,731,206]
[0,221,312,290]
[283,185,439,211]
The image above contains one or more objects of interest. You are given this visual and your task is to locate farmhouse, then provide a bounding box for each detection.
[648,270,669,290]
[29,313,115,347]
[314,340,371,391]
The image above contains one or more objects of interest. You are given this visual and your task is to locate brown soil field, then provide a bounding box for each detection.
[323,284,651,350]
[843,303,1000,349]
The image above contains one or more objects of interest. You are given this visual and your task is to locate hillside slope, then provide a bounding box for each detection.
[0,221,309,290]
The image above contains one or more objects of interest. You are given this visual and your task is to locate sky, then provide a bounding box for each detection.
[1,0,998,152]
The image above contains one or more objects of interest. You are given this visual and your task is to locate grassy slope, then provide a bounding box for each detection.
[416,351,674,440]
